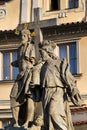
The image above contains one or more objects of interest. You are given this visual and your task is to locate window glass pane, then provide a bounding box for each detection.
[69,0,78,8]
[75,0,78,8]
[59,45,67,60]
[70,59,77,74]
[51,0,60,10]
[3,53,10,80]
[69,0,74,8]
[69,44,77,74]
[70,44,76,58]
[12,51,19,80]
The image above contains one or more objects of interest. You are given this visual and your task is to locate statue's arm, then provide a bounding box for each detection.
[66,73,82,106]
[11,46,21,67]
[60,58,82,106]
[25,44,35,65]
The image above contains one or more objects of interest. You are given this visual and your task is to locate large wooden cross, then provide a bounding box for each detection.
[18,8,59,59]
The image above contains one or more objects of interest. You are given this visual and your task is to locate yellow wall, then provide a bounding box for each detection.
[0,0,86,30]
[0,83,13,109]
[0,83,13,101]
[42,9,85,24]
[41,0,85,25]
[77,37,87,95]
[0,0,20,31]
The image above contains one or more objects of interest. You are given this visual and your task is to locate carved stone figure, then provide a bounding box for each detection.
[10,29,35,128]
[39,40,82,130]
[28,115,43,130]
[9,36,82,130]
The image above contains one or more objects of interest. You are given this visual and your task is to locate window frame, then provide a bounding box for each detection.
[58,40,80,75]
[1,49,18,81]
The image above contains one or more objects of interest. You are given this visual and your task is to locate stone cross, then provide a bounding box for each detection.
[18,8,59,60]
[29,8,59,59]
[17,7,59,116]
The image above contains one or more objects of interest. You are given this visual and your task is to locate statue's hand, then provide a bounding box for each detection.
[70,91,82,106]
[67,87,82,106]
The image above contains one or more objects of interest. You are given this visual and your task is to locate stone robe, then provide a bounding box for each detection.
[10,42,35,107]
[40,58,81,130]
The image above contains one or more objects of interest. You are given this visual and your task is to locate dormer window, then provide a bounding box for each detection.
[69,0,78,9]
[51,0,60,11]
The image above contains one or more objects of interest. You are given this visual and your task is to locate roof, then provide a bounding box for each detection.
[71,106,87,113]
[73,120,87,125]
[0,21,87,33]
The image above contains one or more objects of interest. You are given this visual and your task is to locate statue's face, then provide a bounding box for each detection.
[22,33,28,43]
[40,50,51,61]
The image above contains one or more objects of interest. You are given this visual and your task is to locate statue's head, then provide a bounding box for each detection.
[21,29,31,43]
[39,40,57,61]
[40,40,56,53]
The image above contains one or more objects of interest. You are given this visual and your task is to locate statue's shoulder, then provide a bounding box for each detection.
[53,58,61,67]
[26,42,34,49]
[18,43,23,49]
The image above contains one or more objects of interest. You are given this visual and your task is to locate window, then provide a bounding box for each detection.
[3,51,18,80]
[3,52,10,80]
[51,0,60,11]
[59,42,78,74]
[0,0,12,5]
[69,0,78,9]
[69,44,77,73]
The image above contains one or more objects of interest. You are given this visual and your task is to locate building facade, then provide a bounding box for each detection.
[0,0,87,129]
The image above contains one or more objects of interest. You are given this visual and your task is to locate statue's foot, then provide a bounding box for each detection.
[13,123,20,128]
[23,123,28,129]
[28,125,41,130]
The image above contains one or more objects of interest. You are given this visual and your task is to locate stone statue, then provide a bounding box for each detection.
[10,29,35,128]
[9,36,82,130]
[38,40,82,130]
